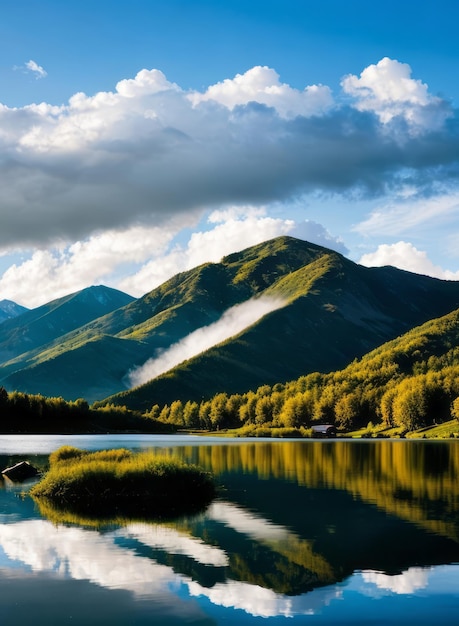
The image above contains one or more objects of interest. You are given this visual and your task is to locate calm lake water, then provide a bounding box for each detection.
[1,435,459,625]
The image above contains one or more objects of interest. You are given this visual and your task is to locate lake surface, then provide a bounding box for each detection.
[1,435,459,625]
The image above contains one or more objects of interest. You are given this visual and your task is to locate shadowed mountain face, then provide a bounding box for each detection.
[0,286,135,394]
[104,238,459,411]
[0,300,28,324]
[2,236,459,406]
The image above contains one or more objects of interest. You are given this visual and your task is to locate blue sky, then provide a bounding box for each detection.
[1,0,459,307]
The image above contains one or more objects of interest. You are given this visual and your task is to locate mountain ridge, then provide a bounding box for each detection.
[100,238,459,411]
[0,300,28,324]
[2,236,459,407]
[0,285,135,365]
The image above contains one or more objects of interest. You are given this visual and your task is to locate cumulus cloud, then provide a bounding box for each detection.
[24,59,47,79]
[0,59,456,253]
[291,220,348,255]
[129,295,287,387]
[123,523,228,567]
[0,516,340,619]
[209,502,295,542]
[359,241,459,279]
[0,206,345,307]
[362,568,429,595]
[118,207,296,296]
[189,65,333,118]
[119,214,347,297]
[342,57,452,131]
[0,223,179,307]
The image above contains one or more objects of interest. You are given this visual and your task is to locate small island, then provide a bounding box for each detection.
[30,446,216,520]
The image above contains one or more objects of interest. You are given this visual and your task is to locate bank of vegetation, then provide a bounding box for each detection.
[144,308,459,436]
[0,387,173,433]
[30,446,216,520]
[4,306,459,438]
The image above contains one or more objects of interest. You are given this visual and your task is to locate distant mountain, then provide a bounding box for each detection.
[0,286,134,366]
[3,236,459,408]
[0,300,28,324]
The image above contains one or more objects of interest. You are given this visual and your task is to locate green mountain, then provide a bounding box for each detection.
[0,285,134,369]
[1,238,326,401]
[3,236,459,409]
[102,237,459,412]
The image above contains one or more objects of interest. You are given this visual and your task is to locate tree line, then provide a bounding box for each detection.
[144,325,459,434]
[3,308,459,435]
[0,388,172,433]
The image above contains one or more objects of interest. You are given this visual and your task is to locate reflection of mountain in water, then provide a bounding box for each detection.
[0,516,341,618]
[169,440,459,541]
[163,440,459,588]
[1,440,459,617]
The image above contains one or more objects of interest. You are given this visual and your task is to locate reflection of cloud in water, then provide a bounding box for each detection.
[362,567,429,595]
[120,523,229,566]
[0,518,343,617]
[208,501,296,541]
[188,579,342,618]
[0,520,176,596]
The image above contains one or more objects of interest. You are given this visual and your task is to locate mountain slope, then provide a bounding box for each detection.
[4,335,148,401]
[1,238,330,401]
[0,300,28,324]
[102,239,459,411]
[4,236,459,407]
[0,286,135,364]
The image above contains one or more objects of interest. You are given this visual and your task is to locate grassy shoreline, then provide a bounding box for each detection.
[187,419,459,439]
[30,446,216,520]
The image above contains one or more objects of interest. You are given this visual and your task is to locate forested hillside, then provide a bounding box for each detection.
[3,236,459,412]
[124,307,459,434]
[104,237,459,412]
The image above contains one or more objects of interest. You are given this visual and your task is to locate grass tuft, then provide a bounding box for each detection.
[31,446,216,520]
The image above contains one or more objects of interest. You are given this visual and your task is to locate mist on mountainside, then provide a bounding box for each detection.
[128,295,287,388]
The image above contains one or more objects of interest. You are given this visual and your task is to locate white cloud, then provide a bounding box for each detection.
[0,516,340,619]
[115,68,179,98]
[354,192,459,238]
[0,223,179,307]
[25,59,47,79]
[362,568,429,595]
[129,295,287,387]
[188,577,342,618]
[0,205,347,308]
[118,209,348,299]
[0,519,179,597]
[123,523,228,567]
[0,59,456,255]
[208,501,295,542]
[342,57,451,131]
[359,241,459,279]
[119,207,296,296]
[290,219,348,255]
[0,59,458,307]
[189,65,333,118]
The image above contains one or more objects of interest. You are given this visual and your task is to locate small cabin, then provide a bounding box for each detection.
[311,424,337,438]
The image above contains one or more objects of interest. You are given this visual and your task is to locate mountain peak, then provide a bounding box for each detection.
[3,236,459,407]
[0,299,28,324]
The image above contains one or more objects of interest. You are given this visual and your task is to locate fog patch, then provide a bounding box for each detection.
[128,295,287,388]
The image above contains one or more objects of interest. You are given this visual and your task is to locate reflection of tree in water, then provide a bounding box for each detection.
[167,440,459,540]
[32,441,459,598]
[150,440,459,592]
